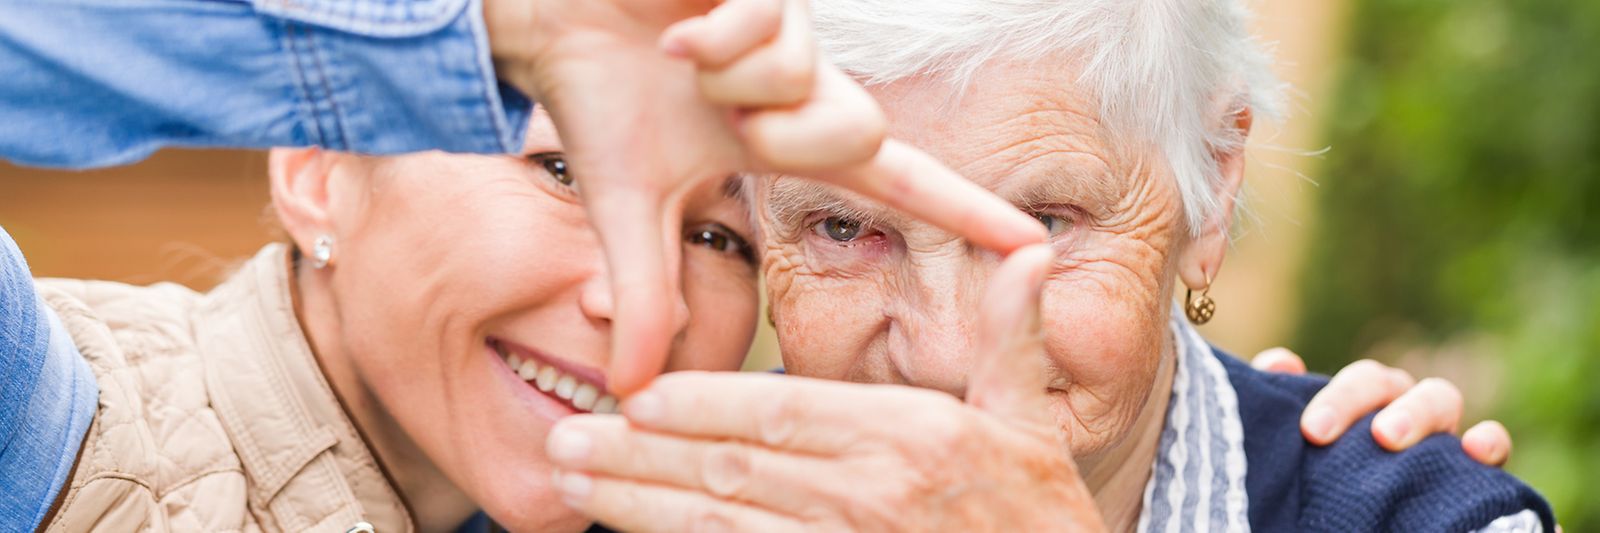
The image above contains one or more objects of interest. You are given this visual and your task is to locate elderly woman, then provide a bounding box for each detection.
[543,0,1556,531]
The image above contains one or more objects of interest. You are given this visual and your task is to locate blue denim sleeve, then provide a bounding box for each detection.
[0,228,98,532]
[0,0,531,169]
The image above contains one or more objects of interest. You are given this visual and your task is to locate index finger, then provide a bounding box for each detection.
[827,139,1047,253]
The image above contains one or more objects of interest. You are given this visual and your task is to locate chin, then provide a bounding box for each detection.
[473,472,593,533]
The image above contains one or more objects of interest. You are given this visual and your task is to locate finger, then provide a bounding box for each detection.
[586,187,685,396]
[1300,359,1416,445]
[1371,377,1464,452]
[620,371,955,453]
[1461,420,1511,467]
[741,64,886,170]
[693,0,816,107]
[662,0,785,68]
[1251,347,1307,375]
[822,139,1049,253]
[966,244,1056,425]
[548,415,838,516]
[555,471,806,533]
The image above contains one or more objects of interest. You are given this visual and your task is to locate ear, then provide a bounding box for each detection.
[268,147,336,255]
[1178,105,1253,292]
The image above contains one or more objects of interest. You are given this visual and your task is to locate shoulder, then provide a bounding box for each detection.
[1208,347,1554,532]
[34,280,249,532]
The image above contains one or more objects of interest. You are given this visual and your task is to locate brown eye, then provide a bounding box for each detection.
[816,217,863,242]
[528,152,573,188]
[687,223,755,265]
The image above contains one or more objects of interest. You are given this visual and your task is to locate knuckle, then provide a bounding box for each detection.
[700,443,754,498]
[1344,358,1386,378]
[766,60,815,101]
[756,387,801,446]
[688,508,738,533]
[1417,377,1464,409]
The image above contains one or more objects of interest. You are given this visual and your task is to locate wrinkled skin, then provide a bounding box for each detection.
[762,59,1197,473]
[269,109,758,532]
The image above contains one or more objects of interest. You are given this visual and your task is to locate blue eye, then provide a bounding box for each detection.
[1034,213,1073,238]
[816,217,864,242]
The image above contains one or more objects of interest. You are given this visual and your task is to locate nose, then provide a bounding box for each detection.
[886,245,989,397]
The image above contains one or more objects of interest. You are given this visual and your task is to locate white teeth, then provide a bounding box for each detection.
[555,375,577,400]
[517,359,540,381]
[573,384,598,410]
[536,366,558,392]
[503,347,611,411]
[592,395,618,414]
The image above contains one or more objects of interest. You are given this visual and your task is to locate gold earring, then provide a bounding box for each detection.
[1185,274,1216,325]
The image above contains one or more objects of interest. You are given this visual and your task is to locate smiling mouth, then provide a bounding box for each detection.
[489,338,619,414]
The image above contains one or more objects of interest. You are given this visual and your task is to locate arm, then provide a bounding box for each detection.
[0,229,98,532]
[0,0,529,169]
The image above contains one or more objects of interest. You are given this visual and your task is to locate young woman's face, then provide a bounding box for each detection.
[317,110,759,531]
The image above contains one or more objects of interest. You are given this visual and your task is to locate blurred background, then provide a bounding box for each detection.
[1,0,1594,526]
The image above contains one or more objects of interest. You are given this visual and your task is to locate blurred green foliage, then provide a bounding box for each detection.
[1293,0,1599,526]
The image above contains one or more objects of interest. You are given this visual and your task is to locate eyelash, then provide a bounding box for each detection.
[685,223,757,266]
[1026,206,1081,240]
[526,152,578,199]
[526,152,755,266]
[807,206,1080,246]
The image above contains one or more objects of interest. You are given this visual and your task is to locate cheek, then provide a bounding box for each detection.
[1038,246,1175,454]
[768,259,889,380]
[327,169,599,529]
[674,256,760,372]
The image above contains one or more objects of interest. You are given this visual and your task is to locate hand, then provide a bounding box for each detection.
[544,245,1105,532]
[484,0,1045,395]
[1253,348,1513,466]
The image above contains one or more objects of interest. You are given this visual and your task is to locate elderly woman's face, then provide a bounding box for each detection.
[760,60,1189,459]
[311,111,759,530]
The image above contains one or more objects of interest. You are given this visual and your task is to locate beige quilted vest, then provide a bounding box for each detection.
[35,245,415,532]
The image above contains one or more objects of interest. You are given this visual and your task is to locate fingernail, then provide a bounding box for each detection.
[1375,412,1412,447]
[556,471,593,505]
[1304,407,1335,442]
[547,425,592,464]
[624,391,664,424]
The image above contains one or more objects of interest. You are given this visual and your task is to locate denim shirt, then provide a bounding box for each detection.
[0,229,98,532]
[0,0,532,169]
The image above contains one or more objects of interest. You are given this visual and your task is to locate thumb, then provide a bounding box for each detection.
[586,186,685,397]
[966,244,1056,426]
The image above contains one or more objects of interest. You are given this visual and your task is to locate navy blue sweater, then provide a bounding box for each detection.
[1217,349,1555,532]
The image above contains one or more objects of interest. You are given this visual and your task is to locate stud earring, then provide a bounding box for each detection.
[311,235,335,269]
[1185,273,1216,325]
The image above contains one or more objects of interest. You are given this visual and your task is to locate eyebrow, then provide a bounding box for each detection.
[763,156,1126,234]
[998,163,1124,217]
[722,175,746,200]
[764,178,903,235]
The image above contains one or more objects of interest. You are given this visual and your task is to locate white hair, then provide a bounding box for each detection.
[811,0,1287,234]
